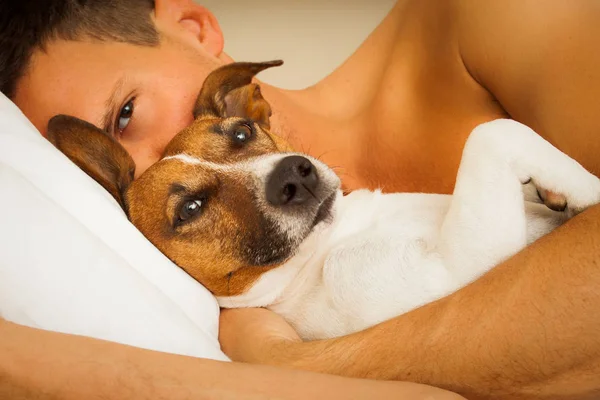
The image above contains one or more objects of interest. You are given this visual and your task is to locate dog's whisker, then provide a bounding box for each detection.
[333,171,352,179]
[298,143,312,156]
[315,149,337,160]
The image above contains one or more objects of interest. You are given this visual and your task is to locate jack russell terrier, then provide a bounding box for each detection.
[48,61,600,340]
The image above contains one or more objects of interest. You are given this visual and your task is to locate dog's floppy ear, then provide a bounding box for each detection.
[47,115,136,211]
[194,60,283,129]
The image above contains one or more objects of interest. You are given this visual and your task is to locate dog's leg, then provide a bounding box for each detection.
[437,119,600,285]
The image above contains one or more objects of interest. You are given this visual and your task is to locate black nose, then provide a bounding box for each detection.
[266,156,319,206]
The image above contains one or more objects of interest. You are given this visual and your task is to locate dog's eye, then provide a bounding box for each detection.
[178,199,203,223]
[232,124,252,144]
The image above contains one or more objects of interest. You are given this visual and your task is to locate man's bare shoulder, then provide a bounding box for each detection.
[454,0,600,175]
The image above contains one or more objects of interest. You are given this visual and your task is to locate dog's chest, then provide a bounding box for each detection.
[272,190,457,339]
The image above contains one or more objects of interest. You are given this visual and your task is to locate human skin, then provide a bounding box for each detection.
[0,318,463,399]
[7,0,600,399]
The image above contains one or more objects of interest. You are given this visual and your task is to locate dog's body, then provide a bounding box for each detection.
[48,62,600,340]
[216,119,598,339]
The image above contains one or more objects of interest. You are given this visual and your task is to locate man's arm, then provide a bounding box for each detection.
[0,318,462,400]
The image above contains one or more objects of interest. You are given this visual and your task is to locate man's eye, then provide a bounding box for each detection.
[117,98,135,133]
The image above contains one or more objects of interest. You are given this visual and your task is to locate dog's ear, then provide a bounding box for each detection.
[194,60,283,129]
[47,115,136,212]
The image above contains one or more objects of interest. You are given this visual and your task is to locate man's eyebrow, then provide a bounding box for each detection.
[100,76,127,133]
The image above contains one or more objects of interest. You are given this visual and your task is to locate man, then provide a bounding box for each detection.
[1,0,599,398]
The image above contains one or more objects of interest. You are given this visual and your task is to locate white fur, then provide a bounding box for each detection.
[216,119,600,340]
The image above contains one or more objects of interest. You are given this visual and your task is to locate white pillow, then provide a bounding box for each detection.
[0,93,228,361]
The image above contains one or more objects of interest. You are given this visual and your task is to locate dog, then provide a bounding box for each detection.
[48,61,600,340]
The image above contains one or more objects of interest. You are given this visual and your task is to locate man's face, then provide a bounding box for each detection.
[14,14,226,176]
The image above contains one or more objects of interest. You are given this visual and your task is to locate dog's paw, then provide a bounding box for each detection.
[534,173,600,216]
[536,188,567,211]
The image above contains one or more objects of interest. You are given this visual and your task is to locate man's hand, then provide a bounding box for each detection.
[219,308,303,365]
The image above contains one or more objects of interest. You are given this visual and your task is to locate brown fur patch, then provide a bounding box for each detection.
[126,116,292,296]
[47,115,135,210]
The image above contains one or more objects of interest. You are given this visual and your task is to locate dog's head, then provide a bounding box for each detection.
[47,61,340,297]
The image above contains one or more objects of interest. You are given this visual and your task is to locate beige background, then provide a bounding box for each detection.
[199,0,396,89]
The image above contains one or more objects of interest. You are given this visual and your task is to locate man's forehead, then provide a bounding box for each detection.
[13,40,138,136]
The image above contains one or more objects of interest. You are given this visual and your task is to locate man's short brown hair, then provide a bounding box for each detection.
[0,0,159,99]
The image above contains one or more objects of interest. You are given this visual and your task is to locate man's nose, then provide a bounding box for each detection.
[266,155,319,206]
